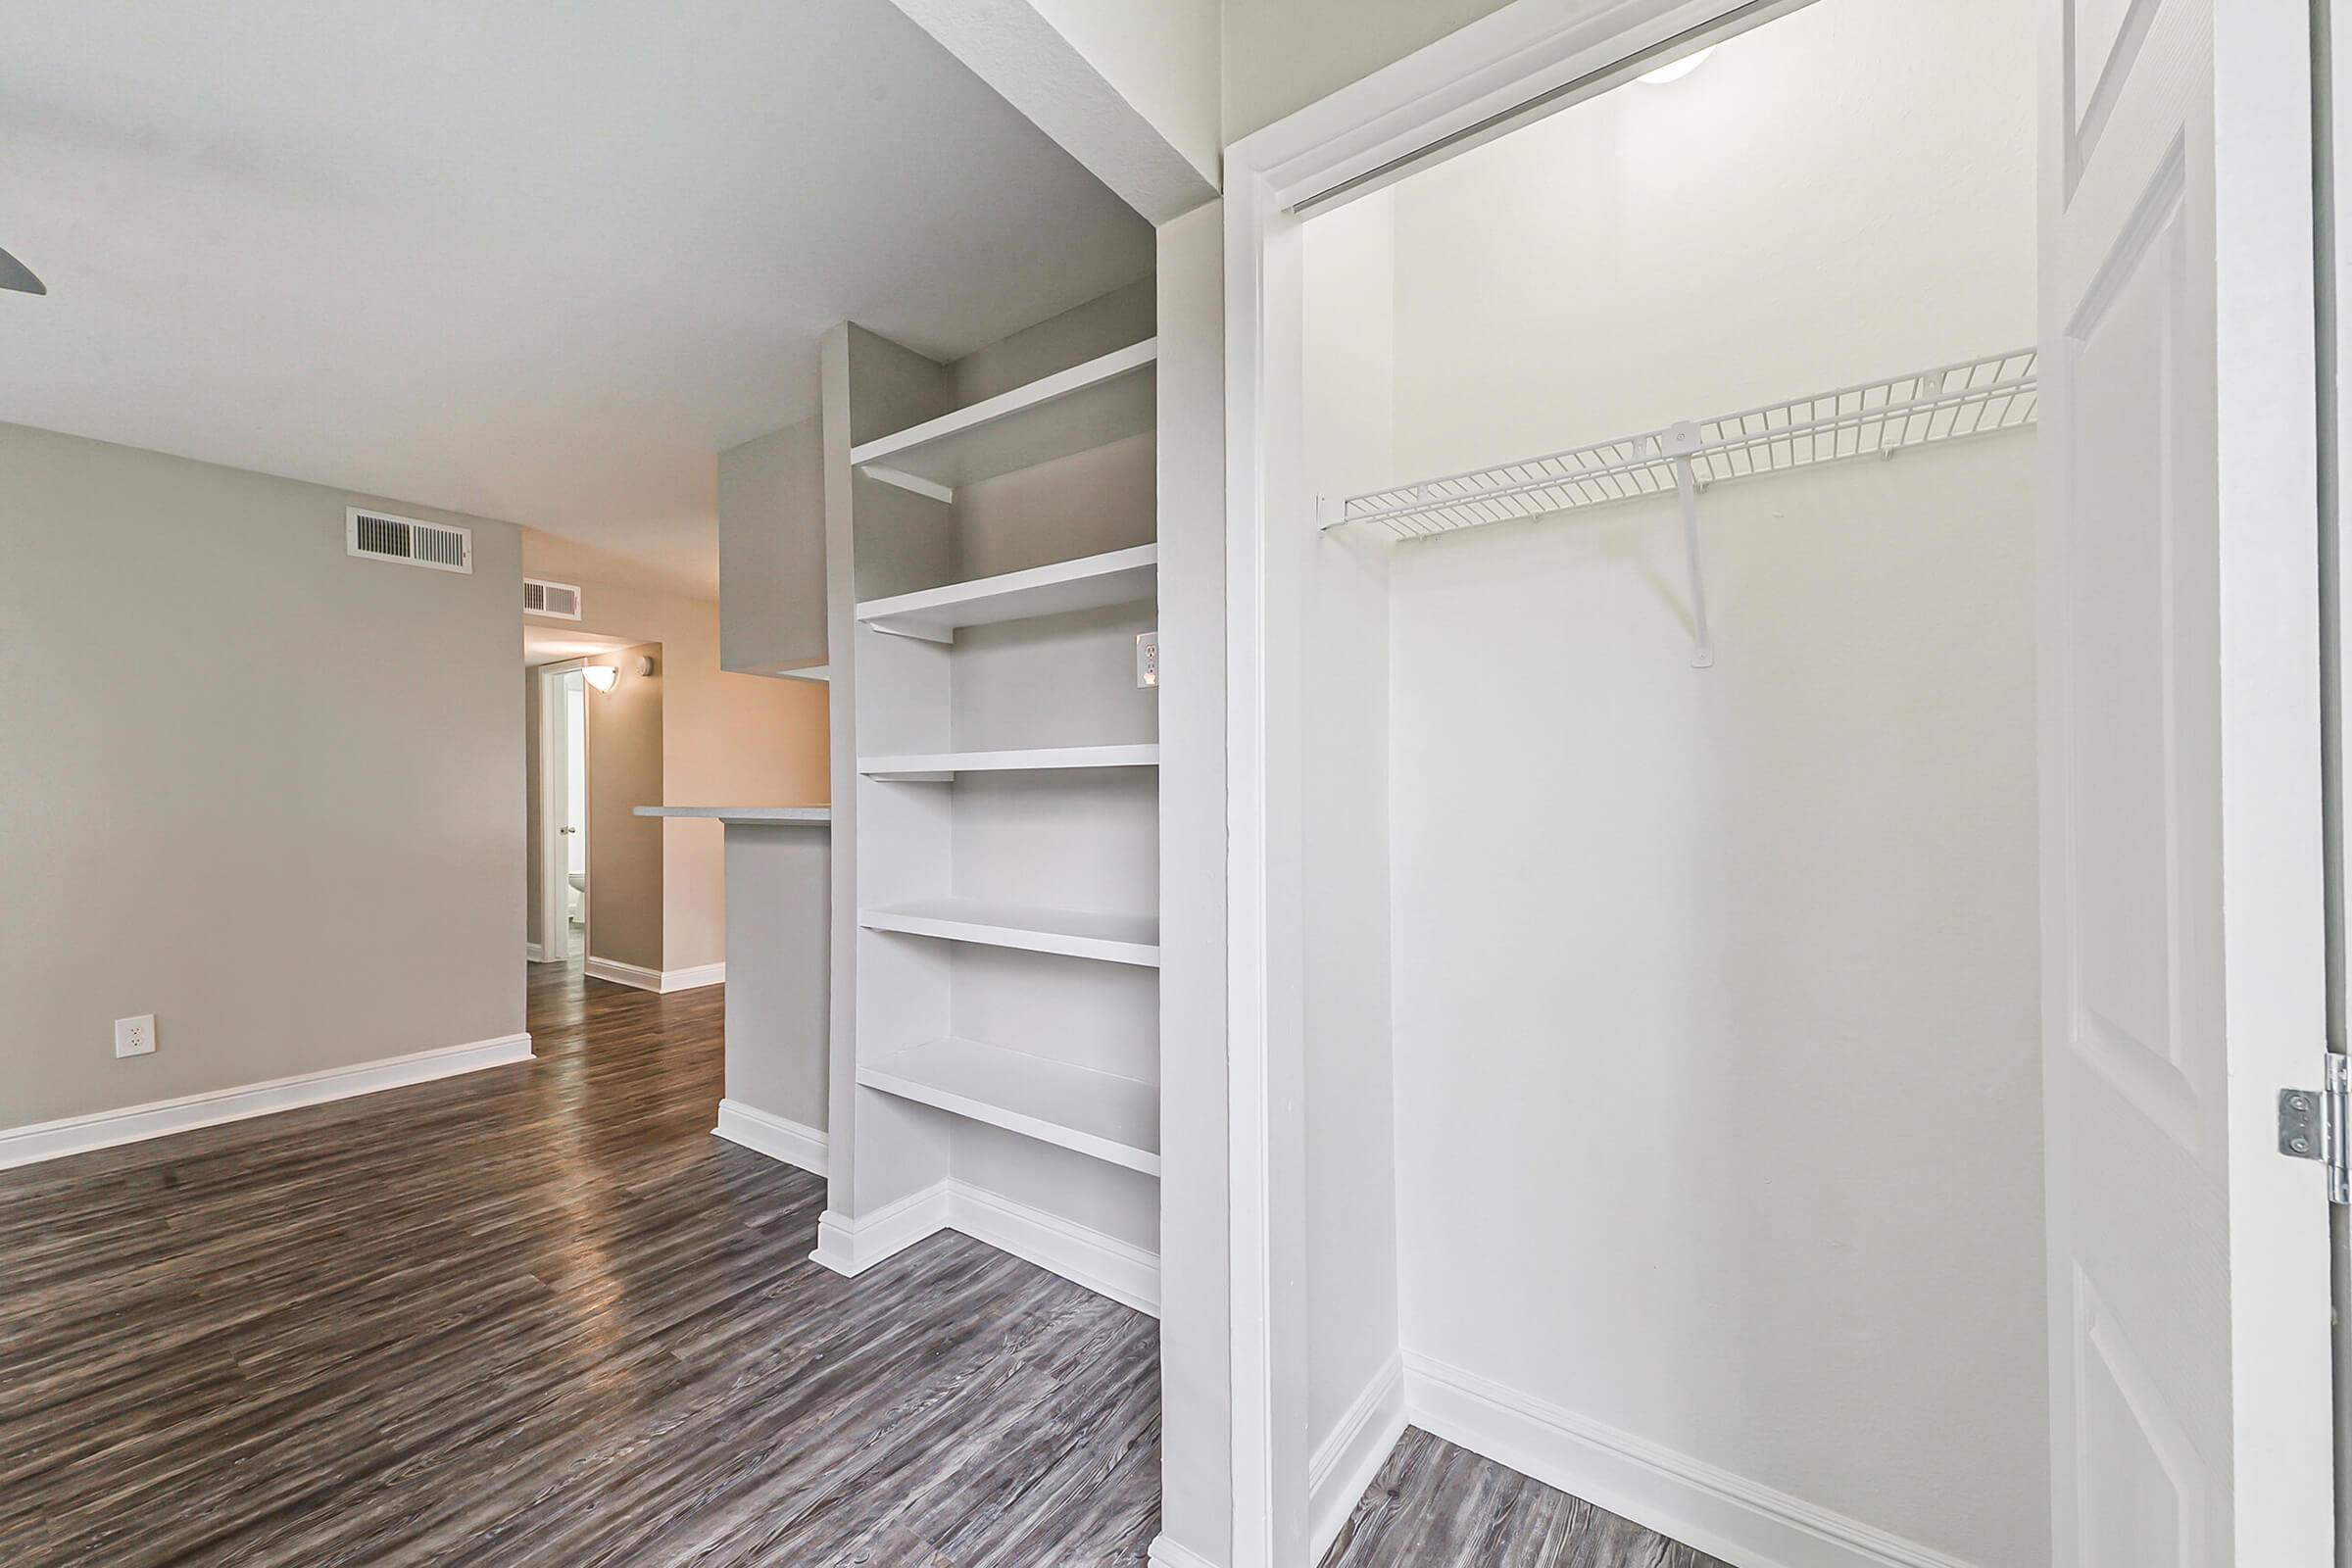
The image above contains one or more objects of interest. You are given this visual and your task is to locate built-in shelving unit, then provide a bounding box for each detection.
[859,898,1160,967]
[824,308,1162,1310]
[858,1038,1159,1176]
[860,744,1159,780]
[858,544,1157,642]
[851,339,1156,498]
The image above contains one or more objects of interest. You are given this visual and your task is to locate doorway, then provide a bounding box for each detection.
[531,658,604,966]
[554,668,587,959]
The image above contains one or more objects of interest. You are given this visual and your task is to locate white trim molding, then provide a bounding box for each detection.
[1146,1535,1224,1568]
[1309,1354,1407,1558]
[809,1178,1161,1318]
[812,1181,956,1277]
[524,941,548,963]
[0,1033,535,1172]
[583,956,726,994]
[712,1099,829,1178]
[1401,1352,1983,1568]
[950,1181,1161,1317]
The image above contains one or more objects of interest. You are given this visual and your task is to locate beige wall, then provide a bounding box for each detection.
[523,669,542,953]
[1,422,525,1130]
[586,645,665,973]
[523,532,830,975]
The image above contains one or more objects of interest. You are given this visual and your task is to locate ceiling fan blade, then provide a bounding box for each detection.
[0,246,46,295]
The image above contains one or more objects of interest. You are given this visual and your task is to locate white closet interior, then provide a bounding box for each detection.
[816,279,1164,1311]
[1293,4,2048,1567]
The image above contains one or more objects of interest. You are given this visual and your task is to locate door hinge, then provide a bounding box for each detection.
[2278,1054,2350,1203]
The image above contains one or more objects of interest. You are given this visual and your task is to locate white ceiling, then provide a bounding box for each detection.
[0,1,1154,598]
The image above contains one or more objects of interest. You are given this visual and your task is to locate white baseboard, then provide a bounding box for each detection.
[584,956,663,991]
[712,1099,828,1177]
[1147,1534,1223,1568]
[584,956,726,994]
[0,1032,535,1172]
[947,1181,1160,1317]
[809,1177,1160,1318]
[524,941,547,962]
[1401,1352,1982,1568]
[811,1180,954,1276]
[1310,1353,1407,1558]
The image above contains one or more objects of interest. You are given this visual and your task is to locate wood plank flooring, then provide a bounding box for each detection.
[0,959,1720,1567]
[1323,1428,1733,1568]
[0,963,1156,1567]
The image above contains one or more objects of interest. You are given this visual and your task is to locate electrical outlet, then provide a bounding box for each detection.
[114,1014,156,1058]
[1135,631,1159,689]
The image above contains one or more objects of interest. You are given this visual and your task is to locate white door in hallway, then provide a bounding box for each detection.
[2038,0,2332,1562]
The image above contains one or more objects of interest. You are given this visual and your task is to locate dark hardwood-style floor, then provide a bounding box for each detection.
[1325,1429,1731,1568]
[0,959,1717,1567]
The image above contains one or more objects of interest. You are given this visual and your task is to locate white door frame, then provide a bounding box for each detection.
[1219,3,1823,1561]
[535,660,593,965]
[2314,0,2352,1555]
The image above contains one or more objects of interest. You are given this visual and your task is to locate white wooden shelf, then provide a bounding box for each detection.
[858,898,1160,967]
[858,1038,1159,1176]
[851,339,1157,498]
[860,744,1159,781]
[858,545,1157,642]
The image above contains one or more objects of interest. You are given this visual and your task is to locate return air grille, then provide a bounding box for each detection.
[524,578,582,619]
[346,508,472,573]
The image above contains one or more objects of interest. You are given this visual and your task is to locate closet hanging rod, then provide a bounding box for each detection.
[1326,348,2038,541]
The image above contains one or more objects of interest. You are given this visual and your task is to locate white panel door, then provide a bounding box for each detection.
[2039,1,2332,1564]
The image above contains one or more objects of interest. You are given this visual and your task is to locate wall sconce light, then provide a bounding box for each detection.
[582,664,618,693]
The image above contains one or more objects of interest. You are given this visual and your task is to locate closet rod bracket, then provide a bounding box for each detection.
[1661,423,1715,668]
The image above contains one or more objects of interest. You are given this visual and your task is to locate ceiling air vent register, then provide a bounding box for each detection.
[524,578,583,619]
[346,508,472,574]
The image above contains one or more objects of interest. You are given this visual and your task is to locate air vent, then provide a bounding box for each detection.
[346,508,472,573]
[524,578,583,620]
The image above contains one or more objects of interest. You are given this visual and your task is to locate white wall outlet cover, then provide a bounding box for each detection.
[114,1014,157,1058]
[1136,631,1160,689]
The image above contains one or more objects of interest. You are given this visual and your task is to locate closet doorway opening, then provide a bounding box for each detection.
[1224,0,2332,1563]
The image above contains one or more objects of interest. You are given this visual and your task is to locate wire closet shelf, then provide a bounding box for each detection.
[1326,348,2039,540]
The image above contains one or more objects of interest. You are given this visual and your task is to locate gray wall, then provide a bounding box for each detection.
[718,416,828,675]
[723,826,831,1131]
[0,422,527,1129]
[585,642,665,973]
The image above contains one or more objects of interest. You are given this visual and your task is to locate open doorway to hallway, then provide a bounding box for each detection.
[553,667,587,959]
[523,628,638,971]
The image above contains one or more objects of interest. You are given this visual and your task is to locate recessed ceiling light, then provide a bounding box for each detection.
[1639,47,1715,85]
